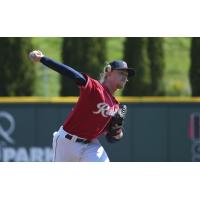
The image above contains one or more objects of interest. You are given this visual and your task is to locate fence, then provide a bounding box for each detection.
[0,97,200,161]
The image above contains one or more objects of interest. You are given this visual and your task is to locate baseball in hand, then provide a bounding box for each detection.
[29,50,43,62]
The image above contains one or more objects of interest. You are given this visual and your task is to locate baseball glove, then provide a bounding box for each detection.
[106,104,127,143]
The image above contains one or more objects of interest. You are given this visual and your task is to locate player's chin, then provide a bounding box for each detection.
[116,80,127,89]
[117,83,126,89]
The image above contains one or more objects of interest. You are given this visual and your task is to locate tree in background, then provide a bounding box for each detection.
[122,37,165,96]
[190,37,200,96]
[189,37,200,96]
[61,37,107,96]
[0,38,35,96]
[122,37,151,96]
[148,37,165,95]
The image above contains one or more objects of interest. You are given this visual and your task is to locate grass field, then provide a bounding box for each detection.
[32,37,191,96]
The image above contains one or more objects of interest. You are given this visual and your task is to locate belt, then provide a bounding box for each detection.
[65,134,90,144]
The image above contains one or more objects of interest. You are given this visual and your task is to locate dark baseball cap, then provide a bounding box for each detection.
[109,60,135,77]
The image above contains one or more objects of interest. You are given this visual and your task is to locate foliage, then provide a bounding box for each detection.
[31,37,191,97]
[122,37,151,96]
[190,37,200,96]
[0,37,36,96]
[163,37,191,96]
[148,37,165,95]
[60,37,107,96]
[31,37,62,96]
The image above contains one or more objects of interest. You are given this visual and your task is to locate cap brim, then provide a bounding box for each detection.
[114,67,135,77]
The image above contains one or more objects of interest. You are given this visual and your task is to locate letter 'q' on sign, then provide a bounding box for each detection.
[0,111,15,144]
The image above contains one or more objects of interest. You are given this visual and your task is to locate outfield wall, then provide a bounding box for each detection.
[0,97,199,162]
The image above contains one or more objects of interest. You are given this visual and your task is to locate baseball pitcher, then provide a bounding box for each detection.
[29,50,135,162]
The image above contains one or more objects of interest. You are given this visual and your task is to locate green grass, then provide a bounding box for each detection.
[32,37,192,96]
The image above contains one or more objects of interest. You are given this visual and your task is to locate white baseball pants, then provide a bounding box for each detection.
[52,126,109,162]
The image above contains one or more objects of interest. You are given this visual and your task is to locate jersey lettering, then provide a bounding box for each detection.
[93,102,118,117]
[63,74,119,139]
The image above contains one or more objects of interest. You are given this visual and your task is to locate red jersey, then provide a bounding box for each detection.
[63,74,119,140]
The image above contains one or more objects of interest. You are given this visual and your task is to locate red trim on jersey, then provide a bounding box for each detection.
[63,74,119,140]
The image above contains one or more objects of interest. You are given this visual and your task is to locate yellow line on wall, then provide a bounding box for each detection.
[0,97,78,103]
[1,96,200,103]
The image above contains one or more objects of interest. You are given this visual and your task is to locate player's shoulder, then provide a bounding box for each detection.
[82,73,102,87]
[79,73,102,93]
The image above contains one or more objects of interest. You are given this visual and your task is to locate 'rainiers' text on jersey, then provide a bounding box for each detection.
[63,74,119,140]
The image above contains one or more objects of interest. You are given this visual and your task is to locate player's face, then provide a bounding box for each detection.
[110,70,129,89]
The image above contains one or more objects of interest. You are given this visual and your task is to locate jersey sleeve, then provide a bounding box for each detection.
[40,56,87,86]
